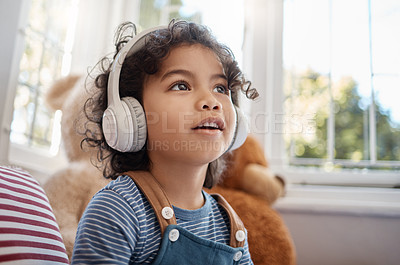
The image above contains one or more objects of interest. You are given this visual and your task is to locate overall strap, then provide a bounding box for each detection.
[124,171,177,236]
[124,171,245,248]
[211,194,246,248]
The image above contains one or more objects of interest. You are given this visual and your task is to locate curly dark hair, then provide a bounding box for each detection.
[82,20,258,188]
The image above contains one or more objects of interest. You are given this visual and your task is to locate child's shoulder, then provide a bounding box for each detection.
[103,174,136,191]
[94,174,146,207]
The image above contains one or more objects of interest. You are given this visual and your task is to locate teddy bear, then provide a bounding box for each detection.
[43,75,295,264]
[43,74,111,257]
[208,136,295,265]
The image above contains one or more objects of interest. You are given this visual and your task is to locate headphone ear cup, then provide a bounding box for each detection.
[102,97,147,152]
[228,106,248,151]
[120,97,147,152]
[102,106,119,150]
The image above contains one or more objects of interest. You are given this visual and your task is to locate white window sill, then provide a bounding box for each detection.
[8,143,67,184]
[274,184,400,218]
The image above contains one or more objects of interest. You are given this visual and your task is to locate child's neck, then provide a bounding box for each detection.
[148,157,207,210]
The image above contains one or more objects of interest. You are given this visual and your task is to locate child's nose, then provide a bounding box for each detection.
[202,102,221,110]
[197,91,222,111]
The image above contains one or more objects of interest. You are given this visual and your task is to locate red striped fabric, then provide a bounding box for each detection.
[0,176,49,204]
[0,166,69,264]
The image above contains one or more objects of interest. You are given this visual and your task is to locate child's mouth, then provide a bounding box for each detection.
[193,122,222,131]
[192,117,225,132]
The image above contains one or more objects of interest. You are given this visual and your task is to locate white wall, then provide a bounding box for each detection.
[70,0,141,74]
[0,0,29,165]
[274,185,400,265]
[279,210,400,265]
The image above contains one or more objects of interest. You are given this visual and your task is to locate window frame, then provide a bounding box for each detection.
[243,0,400,188]
[3,0,142,180]
[1,0,30,165]
[0,0,66,182]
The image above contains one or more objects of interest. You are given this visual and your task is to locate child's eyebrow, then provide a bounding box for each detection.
[160,69,227,82]
[212,73,228,82]
[161,69,194,81]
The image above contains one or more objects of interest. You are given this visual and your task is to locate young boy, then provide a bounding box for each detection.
[71,20,257,264]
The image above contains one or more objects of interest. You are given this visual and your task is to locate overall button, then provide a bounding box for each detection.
[161,207,174,220]
[235,230,246,242]
[233,251,243,261]
[169,229,180,242]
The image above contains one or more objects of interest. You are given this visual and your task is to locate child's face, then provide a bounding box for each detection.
[142,44,236,165]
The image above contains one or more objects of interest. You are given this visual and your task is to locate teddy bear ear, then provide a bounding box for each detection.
[45,74,81,111]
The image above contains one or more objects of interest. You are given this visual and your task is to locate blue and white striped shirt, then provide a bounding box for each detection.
[71,175,252,264]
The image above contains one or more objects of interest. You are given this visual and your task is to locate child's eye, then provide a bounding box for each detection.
[170,82,190,91]
[214,85,230,95]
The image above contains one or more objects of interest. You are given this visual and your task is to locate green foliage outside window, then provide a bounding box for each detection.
[286,69,400,169]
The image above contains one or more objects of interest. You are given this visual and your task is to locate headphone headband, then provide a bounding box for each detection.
[107,26,167,108]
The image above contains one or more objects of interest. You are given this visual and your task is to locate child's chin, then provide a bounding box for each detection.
[178,148,226,163]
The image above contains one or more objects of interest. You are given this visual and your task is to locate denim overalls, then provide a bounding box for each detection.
[125,171,247,265]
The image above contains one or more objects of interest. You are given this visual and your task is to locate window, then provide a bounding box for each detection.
[281,0,400,186]
[138,0,244,65]
[243,0,400,187]
[283,0,400,172]
[11,0,79,155]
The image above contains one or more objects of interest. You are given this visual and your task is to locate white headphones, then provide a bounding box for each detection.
[102,25,248,153]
